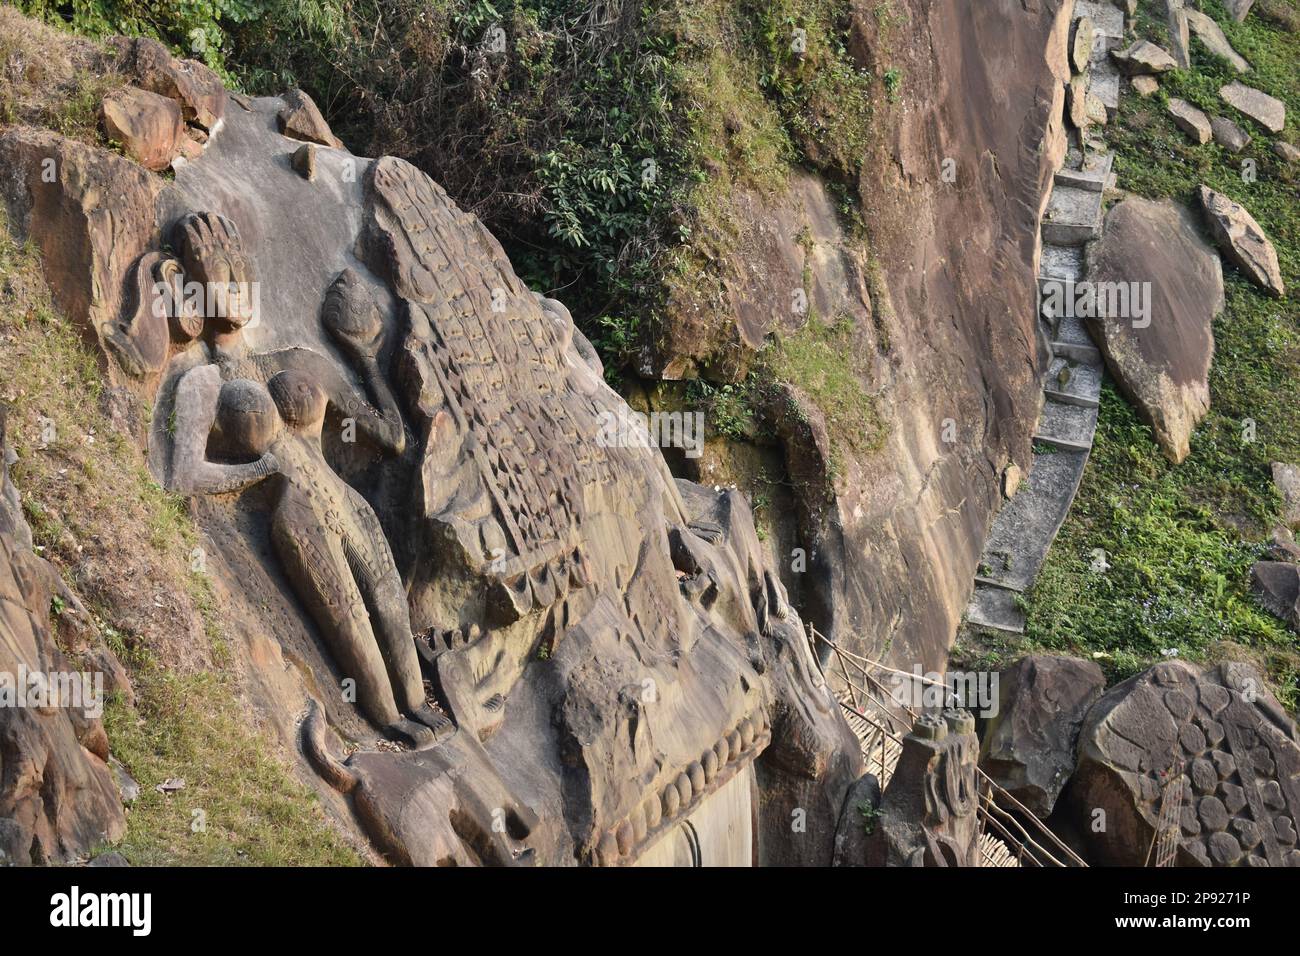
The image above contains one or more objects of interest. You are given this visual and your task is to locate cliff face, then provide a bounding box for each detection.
[665,0,1072,671]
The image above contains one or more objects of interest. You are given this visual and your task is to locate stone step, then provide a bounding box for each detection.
[1044,356,1103,408]
[1077,0,1126,40]
[976,446,1091,592]
[965,583,1026,635]
[1051,313,1102,365]
[1042,184,1103,246]
[1090,67,1120,118]
[1034,398,1099,451]
[1055,150,1113,191]
[1038,243,1085,293]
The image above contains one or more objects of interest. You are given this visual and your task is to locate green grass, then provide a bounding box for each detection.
[1018,0,1300,705]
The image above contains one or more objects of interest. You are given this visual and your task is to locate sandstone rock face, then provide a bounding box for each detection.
[0,411,127,864]
[0,127,162,384]
[0,89,861,866]
[1199,185,1285,297]
[1168,98,1212,144]
[110,36,226,131]
[1185,9,1252,72]
[1084,197,1223,463]
[277,89,343,149]
[1252,562,1300,630]
[101,86,185,172]
[981,655,1105,818]
[1111,39,1177,75]
[776,0,1072,675]
[1210,115,1251,153]
[1219,81,1286,133]
[1072,661,1300,866]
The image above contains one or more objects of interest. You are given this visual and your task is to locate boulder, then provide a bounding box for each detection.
[981,655,1105,817]
[1225,0,1256,22]
[1110,39,1178,75]
[1256,0,1299,30]
[277,89,344,149]
[1273,141,1300,163]
[1199,186,1285,297]
[1071,17,1096,74]
[1185,9,1252,72]
[110,36,225,130]
[1252,561,1300,629]
[1274,462,1300,529]
[1083,197,1223,463]
[1067,74,1091,129]
[1168,3,1193,68]
[1210,115,1251,153]
[1072,660,1300,866]
[1219,81,1286,133]
[100,86,184,172]
[1168,98,1212,143]
[1132,75,1160,97]
[1267,526,1300,563]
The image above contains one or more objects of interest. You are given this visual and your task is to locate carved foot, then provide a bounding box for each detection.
[410,702,456,741]
[385,717,438,750]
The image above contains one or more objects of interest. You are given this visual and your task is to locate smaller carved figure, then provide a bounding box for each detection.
[203,369,450,748]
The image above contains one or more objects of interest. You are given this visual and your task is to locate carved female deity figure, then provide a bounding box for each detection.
[196,368,449,748]
[163,212,407,493]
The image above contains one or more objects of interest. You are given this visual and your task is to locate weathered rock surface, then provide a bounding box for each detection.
[1132,75,1160,97]
[1199,185,1285,297]
[1083,197,1223,463]
[1275,141,1300,163]
[1185,9,1252,72]
[859,710,981,865]
[1225,0,1256,22]
[981,655,1105,818]
[1274,462,1300,528]
[277,89,343,149]
[1072,660,1300,866]
[1210,115,1251,153]
[0,127,163,384]
[109,36,226,131]
[101,85,185,172]
[1220,81,1286,133]
[0,410,127,864]
[1252,562,1300,630]
[1168,98,1213,144]
[1111,39,1177,75]
[1070,17,1095,74]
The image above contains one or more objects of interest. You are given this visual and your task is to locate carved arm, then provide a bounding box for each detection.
[168,364,279,495]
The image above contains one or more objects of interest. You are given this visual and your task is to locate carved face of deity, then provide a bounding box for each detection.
[175,211,258,330]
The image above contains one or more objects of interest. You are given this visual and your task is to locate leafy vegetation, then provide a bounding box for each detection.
[1018,0,1300,705]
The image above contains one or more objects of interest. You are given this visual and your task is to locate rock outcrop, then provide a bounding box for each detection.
[1219,81,1286,133]
[981,655,1105,818]
[1199,186,1286,297]
[1251,562,1300,631]
[1083,197,1223,463]
[1071,660,1300,867]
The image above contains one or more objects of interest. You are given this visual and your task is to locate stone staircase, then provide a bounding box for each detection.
[965,1,1121,635]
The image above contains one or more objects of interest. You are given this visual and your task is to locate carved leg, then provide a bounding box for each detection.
[273,513,430,746]
[343,532,449,737]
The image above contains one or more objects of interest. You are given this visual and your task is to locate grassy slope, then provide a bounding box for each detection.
[1010,0,1300,706]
